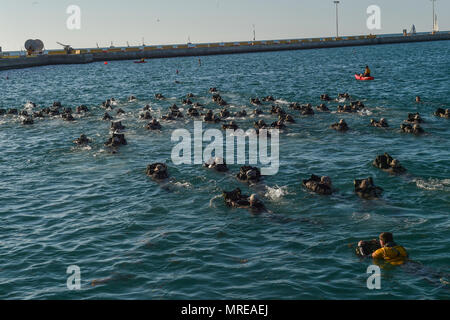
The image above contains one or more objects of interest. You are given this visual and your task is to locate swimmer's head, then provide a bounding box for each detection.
[379,232,394,246]
[321,176,332,187]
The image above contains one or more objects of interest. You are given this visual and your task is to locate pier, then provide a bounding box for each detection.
[1,32,449,71]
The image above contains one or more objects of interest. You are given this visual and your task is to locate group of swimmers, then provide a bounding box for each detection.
[3,85,448,267]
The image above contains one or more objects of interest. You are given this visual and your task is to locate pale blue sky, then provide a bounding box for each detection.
[0,0,448,51]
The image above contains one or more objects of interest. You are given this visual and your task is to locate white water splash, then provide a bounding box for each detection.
[358,109,373,116]
[209,194,223,208]
[93,149,106,157]
[24,102,35,110]
[352,212,371,221]
[402,217,428,227]
[275,99,289,105]
[173,181,192,188]
[264,185,289,201]
[414,178,450,191]
[286,133,301,137]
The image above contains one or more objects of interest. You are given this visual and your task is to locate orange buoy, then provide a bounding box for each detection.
[104,62,108,65]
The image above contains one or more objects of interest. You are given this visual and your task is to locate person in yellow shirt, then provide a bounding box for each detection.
[363,65,371,77]
[359,232,409,265]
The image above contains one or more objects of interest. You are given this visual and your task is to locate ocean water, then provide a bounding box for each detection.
[0,40,449,300]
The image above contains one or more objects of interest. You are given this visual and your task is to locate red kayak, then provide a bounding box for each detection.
[355,74,374,81]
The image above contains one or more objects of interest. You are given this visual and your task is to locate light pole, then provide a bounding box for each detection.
[431,0,436,33]
[334,1,340,38]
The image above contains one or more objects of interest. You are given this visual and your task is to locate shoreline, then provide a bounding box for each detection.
[1,32,449,72]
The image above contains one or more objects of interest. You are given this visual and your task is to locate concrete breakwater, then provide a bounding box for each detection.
[1,32,449,71]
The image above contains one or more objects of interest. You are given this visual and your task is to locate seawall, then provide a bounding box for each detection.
[1,32,449,72]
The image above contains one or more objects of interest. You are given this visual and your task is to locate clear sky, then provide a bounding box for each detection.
[0,0,448,51]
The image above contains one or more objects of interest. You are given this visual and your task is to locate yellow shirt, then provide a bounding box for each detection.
[365,67,371,75]
[373,245,408,265]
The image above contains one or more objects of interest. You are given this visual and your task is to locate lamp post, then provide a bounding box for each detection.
[334,1,340,38]
[431,0,436,33]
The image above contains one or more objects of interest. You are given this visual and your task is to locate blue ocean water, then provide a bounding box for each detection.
[0,40,449,300]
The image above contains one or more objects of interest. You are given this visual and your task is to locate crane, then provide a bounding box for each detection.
[56,42,73,54]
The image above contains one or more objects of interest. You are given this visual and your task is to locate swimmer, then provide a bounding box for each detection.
[434,108,450,119]
[140,111,152,120]
[370,118,389,128]
[300,104,314,115]
[104,132,127,148]
[73,134,91,145]
[204,157,228,172]
[146,163,169,181]
[358,232,408,266]
[76,105,89,114]
[302,175,333,195]
[250,98,262,106]
[331,119,349,132]
[146,119,162,130]
[354,177,383,199]
[373,153,407,174]
[316,104,330,112]
[262,96,275,102]
[401,123,425,135]
[405,112,424,123]
[223,188,266,213]
[237,166,262,184]
[111,121,125,131]
[222,121,238,130]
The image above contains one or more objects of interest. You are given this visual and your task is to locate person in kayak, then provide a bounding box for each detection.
[359,232,409,265]
[363,65,371,77]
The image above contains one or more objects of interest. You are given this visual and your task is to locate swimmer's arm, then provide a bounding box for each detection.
[371,248,384,260]
[357,243,384,259]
